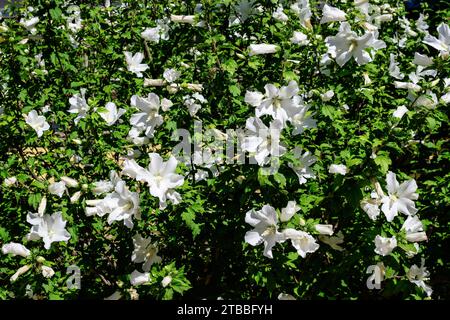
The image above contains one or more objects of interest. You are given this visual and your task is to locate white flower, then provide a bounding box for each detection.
[288,98,317,135]
[92,170,120,195]
[161,275,172,288]
[388,54,404,80]
[20,17,39,34]
[360,198,381,220]
[244,90,264,108]
[4,176,17,187]
[86,180,141,229]
[325,22,386,67]
[414,89,438,109]
[241,117,286,166]
[48,181,67,198]
[161,98,174,112]
[374,235,397,256]
[320,90,334,102]
[441,92,450,104]
[290,0,312,29]
[132,234,162,272]
[105,181,141,228]
[163,68,181,83]
[393,66,438,106]
[245,81,299,126]
[24,110,50,138]
[315,224,334,236]
[407,259,432,297]
[393,105,409,119]
[282,228,319,258]
[320,4,346,24]
[272,6,288,22]
[41,266,55,278]
[290,31,309,45]
[288,147,317,185]
[129,93,165,139]
[244,205,285,259]
[413,53,433,67]
[381,171,418,222]
[124,51,149,78]
[98,102,126,126]
[280,201,300,222]
[415,13,428,31]
[27,211,71,250]
[183,93,207,116]
[141,27,160,42]
[68,89,89,125]
[329,164,348,175]
[66,5,82,33]
[2,243,31,258]
[423,23,450,58]
[278,293,296,300]
[248,44,279,56]
[141,19,170,43]
[399,16,418,37]
[402,216,427,242]
[130,270,150,286]
[122,154,185,209]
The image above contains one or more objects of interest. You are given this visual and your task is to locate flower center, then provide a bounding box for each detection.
[123,200,134,211]
[273,97,282,109]
[348,39,358,52]
[262,225,276,237]
[390,194,398,202]
[146,247,156,259]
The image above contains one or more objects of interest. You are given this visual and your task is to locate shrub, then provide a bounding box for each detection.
[0,0,448,300]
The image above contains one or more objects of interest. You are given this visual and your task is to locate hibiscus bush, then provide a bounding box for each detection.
[0,0,448,300]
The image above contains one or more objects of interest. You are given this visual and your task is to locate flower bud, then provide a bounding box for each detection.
[143,78,165,87]
[61,176,79,188]
[4,177,17,187]
[170,15,196,24]
[161,275,172,288]
[41,266,55,278]
[10,265,31,283]
[406,232,428,242]
[38,196,47,216]
[70,191,82,203]
[248,44,279,56]
[315,224,334,236]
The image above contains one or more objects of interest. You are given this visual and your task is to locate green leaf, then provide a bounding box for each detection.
[229,84,241,97]
[374,155,392,174]
[273,172,286,188]
[181,209,201,238]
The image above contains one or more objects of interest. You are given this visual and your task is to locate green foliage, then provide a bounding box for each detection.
[0,0,448,301]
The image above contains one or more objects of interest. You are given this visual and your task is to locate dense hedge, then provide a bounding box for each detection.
[0,0,448,300]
